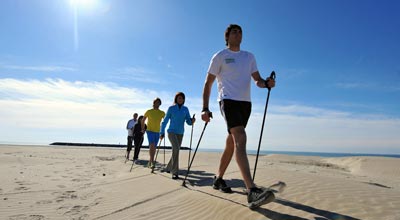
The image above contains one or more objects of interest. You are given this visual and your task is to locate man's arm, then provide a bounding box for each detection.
[160,109,171,139]
[201,73,216,122]
[127,120,133,130]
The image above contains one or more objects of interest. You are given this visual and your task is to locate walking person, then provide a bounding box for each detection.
[201,24,276,209]
[132,115,147,164]
[126,113,138,160]
[142,98,165,169]
[160,92,195,179]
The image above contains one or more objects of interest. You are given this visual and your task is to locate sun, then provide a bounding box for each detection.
[69,0,96,8]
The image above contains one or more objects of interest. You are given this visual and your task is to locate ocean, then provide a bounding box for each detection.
[199,148,400,158]
[2,143,400,159]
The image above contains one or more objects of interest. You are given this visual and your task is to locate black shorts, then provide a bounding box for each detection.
[219,99,251,133]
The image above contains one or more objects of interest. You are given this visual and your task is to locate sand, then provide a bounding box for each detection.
[1,145,400,220]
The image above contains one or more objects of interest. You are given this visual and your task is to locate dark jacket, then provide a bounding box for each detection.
[133,123,146,140]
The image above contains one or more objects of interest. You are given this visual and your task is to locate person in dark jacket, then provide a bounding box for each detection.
[133,115,146,164]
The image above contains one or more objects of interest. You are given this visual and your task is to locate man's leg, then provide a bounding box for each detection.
[212,133,235,193]
[133,138,139,160]
[147,132,156,166]
[217,134,234,178]
[127,136,133,159]
[230,126,255,190]
[231,126,275,208]
[149,143,155,164]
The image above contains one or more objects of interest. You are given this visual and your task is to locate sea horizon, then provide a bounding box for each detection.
[1,142,400,159]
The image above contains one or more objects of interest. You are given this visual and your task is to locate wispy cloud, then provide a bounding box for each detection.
[272,104,350,118]
[335,82,373,89]
[2,65,77,72]
[109,66,165,83]
[335,81,400,92]
[278,68,308,80]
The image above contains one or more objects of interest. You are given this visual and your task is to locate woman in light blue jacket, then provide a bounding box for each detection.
[160,92,195,179]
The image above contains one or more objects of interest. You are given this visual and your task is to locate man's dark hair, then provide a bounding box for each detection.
[153,97,162,105]
[225,24,242,46]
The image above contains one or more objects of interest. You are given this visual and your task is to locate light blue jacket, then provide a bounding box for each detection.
[160,104,193,135]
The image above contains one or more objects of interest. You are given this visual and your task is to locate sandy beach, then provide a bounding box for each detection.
[1,145,400,220]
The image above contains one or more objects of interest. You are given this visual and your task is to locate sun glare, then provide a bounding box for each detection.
[69,0,96,8]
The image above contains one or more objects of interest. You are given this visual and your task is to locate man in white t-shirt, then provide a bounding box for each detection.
[201,24,276,209]
[126,113,138,160]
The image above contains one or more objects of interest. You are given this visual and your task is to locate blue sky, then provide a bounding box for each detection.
[1,0,399,154]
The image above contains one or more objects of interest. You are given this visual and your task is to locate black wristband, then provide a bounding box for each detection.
[202,107,209,112]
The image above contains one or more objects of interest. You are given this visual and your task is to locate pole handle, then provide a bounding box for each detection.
[266,71,276,91]
[270,71,276,80]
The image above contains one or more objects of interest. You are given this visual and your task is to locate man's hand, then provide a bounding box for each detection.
[264,71,276,89]
[201,109,213,122]
[264,77,276,89]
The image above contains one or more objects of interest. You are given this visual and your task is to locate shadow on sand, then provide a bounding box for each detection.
[184,174,361,220]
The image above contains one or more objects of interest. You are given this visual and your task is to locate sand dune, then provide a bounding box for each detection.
[1,145,399,220]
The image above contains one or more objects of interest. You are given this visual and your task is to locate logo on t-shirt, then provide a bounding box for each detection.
[225,58,235,64]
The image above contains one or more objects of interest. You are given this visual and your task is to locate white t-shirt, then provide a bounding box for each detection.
[207,48,258,102]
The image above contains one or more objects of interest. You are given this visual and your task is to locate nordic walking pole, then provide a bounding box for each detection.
[253,71,276,181]
[188,114,196,168]
[129,159,135,172]
[129,146,136,172]
[182,113,212,187]
[163,138,166,165]
[151,139,163,173]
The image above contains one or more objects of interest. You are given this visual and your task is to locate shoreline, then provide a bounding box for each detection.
[2,143,400,158]
[49,142,191,150]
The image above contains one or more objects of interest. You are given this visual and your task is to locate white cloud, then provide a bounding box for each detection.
[0,78,399,154]
[200,103,400,154]
[0,78,170,144]
[198,108,400,154]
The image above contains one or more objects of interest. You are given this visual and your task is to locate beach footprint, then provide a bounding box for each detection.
[52,190,78,203]
[8,214,46,220]
[14,186,29,191]
[64,205,90,219]
[36,199,53,205]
